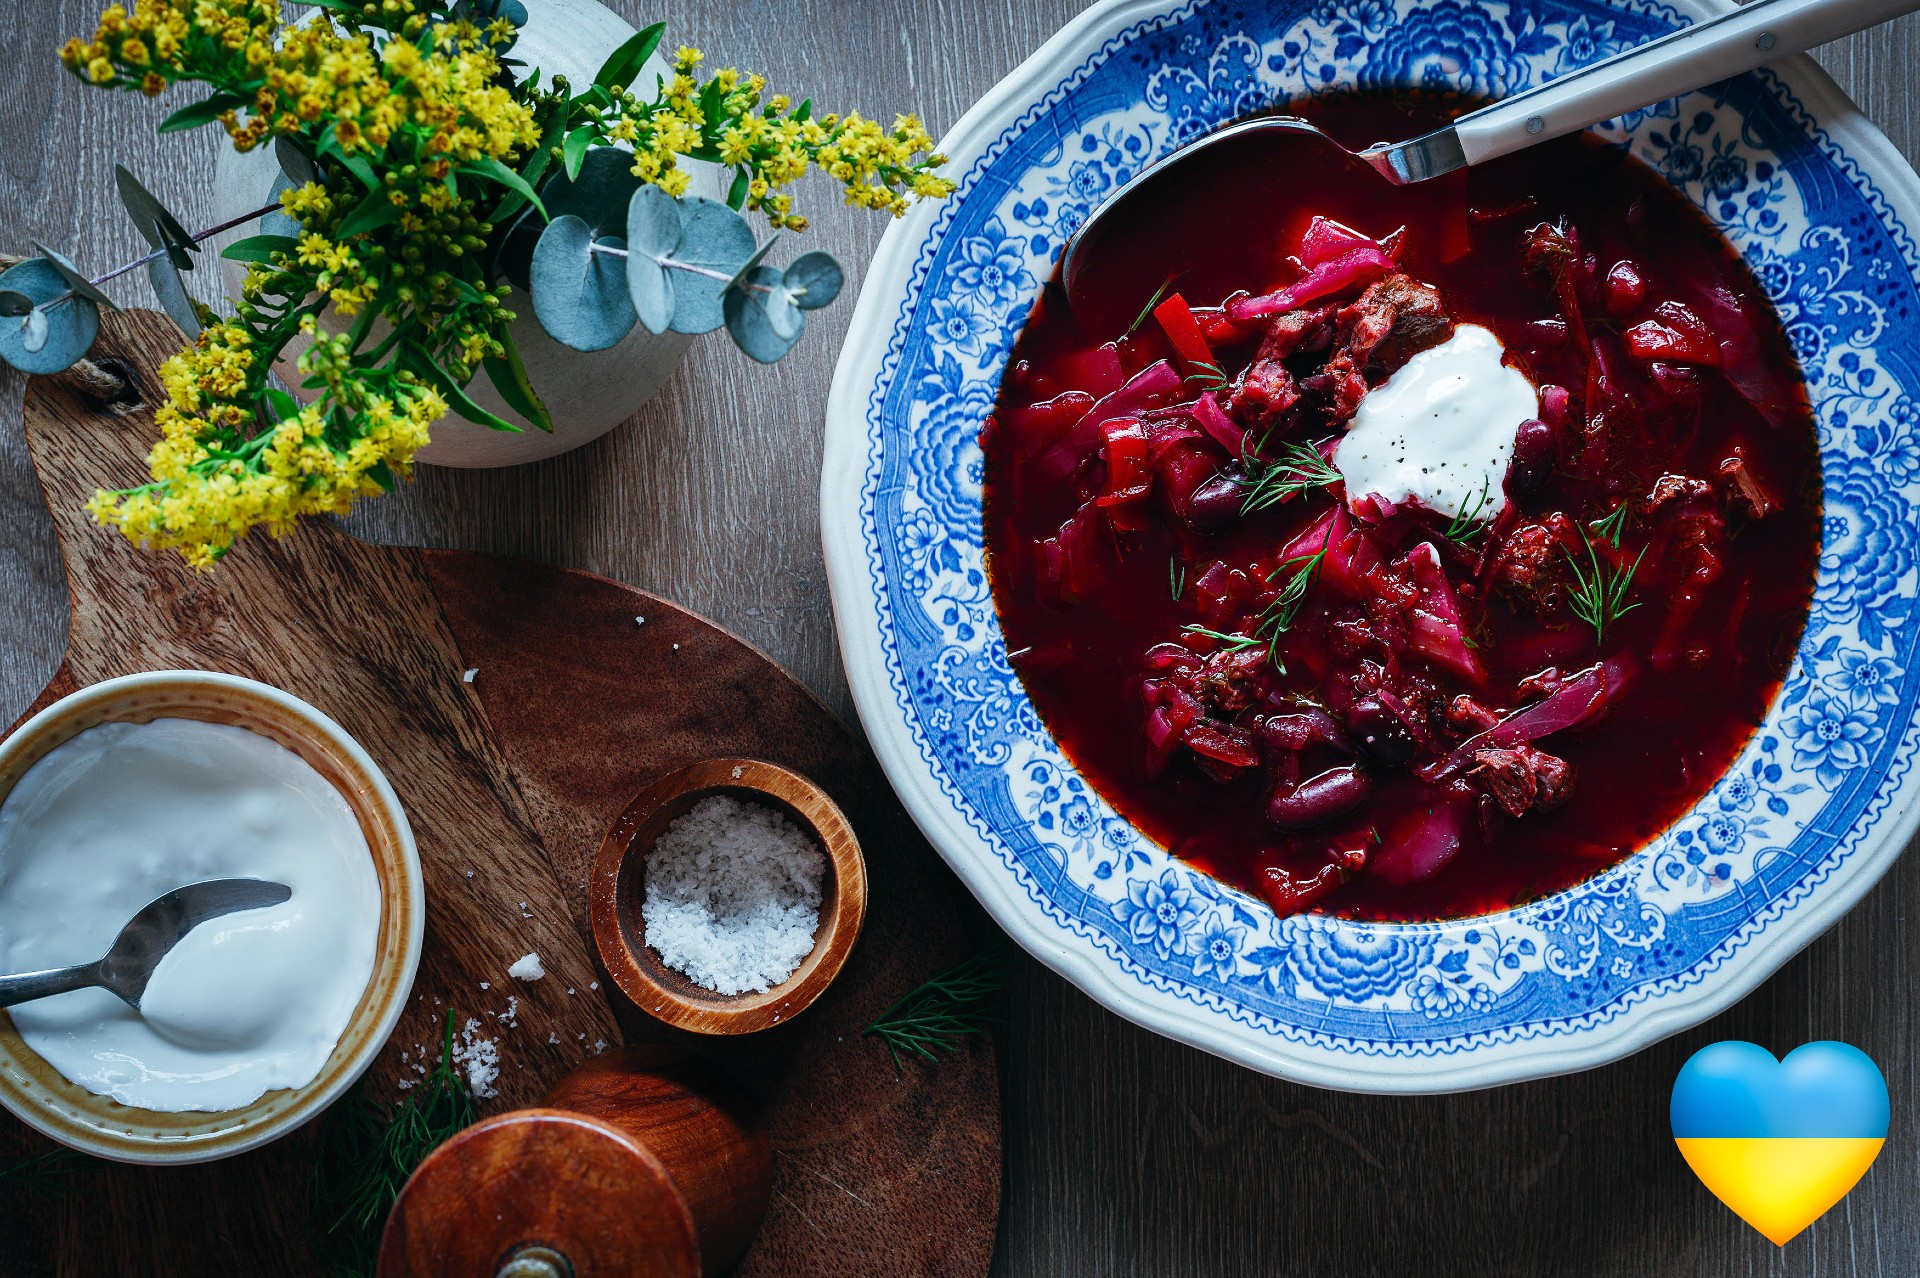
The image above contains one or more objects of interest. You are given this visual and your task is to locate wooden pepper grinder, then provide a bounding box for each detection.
[377,1046,771,1277]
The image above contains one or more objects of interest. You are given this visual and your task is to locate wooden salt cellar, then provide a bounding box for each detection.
[377,1046,771,1277]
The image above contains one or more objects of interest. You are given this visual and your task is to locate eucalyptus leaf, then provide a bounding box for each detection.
[453,0,527,23]
[221,234,299,264]
[146,223,203,340]
[624,185,681,333]
[259,174,304,240]
[540,146,640,236]
[530,214,636,352]
[723,235,781,298]
[593,21,664,93]
[666,197,754,335]
[32,242,116,311]
[783,250,844,311]
[275,135,320,187]
[0,259,99,375]
[724,265,803,363]
[115,166,195,269]
[0,291,32,318]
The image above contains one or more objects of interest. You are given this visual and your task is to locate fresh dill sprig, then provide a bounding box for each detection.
[1124,275,1177,336]
[1255,545,1328,646]
[1180,625,1261,651]
[1169,557,1187,601]
[1443,478,1493,543]
[1236,439,1341,515]
[0,1147,91,1202]
[1589,502,1630,548]
[1565,527,1647,644]
[865,945,1011,1068]
[1183,360,1230,394]
[312,1010,477,1278]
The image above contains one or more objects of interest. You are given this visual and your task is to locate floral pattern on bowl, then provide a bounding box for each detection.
[822,0,1920,1090]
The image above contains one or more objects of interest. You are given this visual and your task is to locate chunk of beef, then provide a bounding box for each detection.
[1487,514,1580,614]
[1718,447,1778,522]
[1472,743,1575,817]
[1338,273,1453,374]
[1253,305,1337,362]
[1226,357,1301,432]
[1195,647,1268,715]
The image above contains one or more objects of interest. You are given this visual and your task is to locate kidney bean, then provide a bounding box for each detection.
[1266,765,1373,830]
[1184,473,1245,534]
[1506,418,1556,497]
[1344,697,1415,766]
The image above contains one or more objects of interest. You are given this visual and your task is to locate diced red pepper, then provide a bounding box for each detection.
[1152,292,1215,371]
[1182,720,1262,769]
[1095,418,1152,533]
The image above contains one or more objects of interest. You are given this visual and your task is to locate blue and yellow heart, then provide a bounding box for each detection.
[1671,1041,1890,1245]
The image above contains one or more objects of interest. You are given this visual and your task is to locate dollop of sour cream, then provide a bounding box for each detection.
[1332,323,1538,523]
[0,718,380,1113]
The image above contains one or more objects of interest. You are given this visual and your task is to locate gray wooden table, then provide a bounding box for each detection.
[4,3,1919,1275]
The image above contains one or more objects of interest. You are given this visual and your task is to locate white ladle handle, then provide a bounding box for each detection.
[1453,0,1920,165]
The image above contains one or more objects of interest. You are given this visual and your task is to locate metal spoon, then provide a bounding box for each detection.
[0,878,293,1011]
[1063,0,1920,298]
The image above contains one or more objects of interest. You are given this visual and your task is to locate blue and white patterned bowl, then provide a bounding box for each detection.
[822,0,1920,1091]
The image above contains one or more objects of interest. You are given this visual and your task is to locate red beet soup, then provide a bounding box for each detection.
[983,91,1820,923]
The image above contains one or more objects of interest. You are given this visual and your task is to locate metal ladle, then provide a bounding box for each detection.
[1063,0,1920,299]
[0,878,292,1010]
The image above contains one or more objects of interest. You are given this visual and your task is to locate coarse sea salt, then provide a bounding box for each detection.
[508,952,545,981]
[642,795,824,996]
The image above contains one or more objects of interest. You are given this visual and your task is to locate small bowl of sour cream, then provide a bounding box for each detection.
[0,671,423,1163]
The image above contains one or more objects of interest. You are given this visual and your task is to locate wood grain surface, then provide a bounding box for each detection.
[4,3,1920,1275]
[0,312,999,1277]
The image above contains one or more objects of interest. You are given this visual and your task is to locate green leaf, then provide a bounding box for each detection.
[261,387,301,421]
[158,91,248,133]
[726,167,750,211]
[666,197,754,335]
[482,329,552,432]
[366,460,398,492]
[33,242,116,311]
[336,187,403,240]
[457,157,546,219]
[529,215,636,352]
[562,126,595,182]
[782,250,844,310]
[408,343,525,433]
[594,21,665,93]
[725,264,804,362]
[144,227,202,340]
[625,184,681,334]
[221,234,299,264]
[792,98,812,122]
[114,165,195,269]
[316,127,378,189]
[274,135,320,187]
[0,259,99,375]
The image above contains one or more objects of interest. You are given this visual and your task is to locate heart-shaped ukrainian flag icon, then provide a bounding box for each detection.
[1671,1041,1889,1245]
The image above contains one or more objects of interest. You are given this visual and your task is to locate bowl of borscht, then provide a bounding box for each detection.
[823,0,1920,1091]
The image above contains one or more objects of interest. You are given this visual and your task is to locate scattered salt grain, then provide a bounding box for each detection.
[463,668,478,683]
[635,615,646,626]
[451,1018,500,1099]
[641,794,824,996]
[589,981,599,991]
[479,981,489,990]
[508,952,545,981]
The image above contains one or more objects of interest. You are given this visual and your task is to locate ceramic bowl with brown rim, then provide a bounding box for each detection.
[590,758,865,1034]
[0,670,424,1163]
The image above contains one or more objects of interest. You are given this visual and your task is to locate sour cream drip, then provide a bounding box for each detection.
[1332,323,1538,523]
[0,719,380,1113]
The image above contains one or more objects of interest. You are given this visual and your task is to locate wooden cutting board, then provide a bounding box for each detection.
[0,311,1000,1277]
